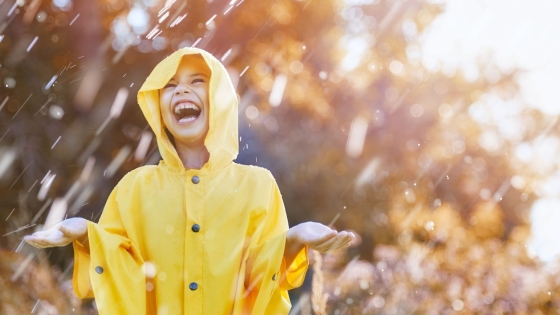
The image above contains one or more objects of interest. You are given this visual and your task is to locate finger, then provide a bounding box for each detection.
[28,231,62,248]
[43,230,70,247]
[58,224,73,236]
[329,237,353,251]
[327,232,355,251]
[33,226,59,238]
[305,229,337,246]
[59,224,82,238]
[313,232,348,252]
[25,236,49,248]
[33,235,54,247]
[321,232,354,252]
[24,236,40,248]
[28,230,50,238]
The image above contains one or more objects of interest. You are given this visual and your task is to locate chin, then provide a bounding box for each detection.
[170,127,208,144]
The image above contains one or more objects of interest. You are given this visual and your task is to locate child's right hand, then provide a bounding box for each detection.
[24,218,88,249]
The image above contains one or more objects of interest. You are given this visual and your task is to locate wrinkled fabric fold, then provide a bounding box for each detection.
[72,188,145,315]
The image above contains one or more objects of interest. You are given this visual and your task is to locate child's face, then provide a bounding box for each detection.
[160,55,211,146]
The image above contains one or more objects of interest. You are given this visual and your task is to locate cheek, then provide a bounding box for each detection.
[160,94,172,115]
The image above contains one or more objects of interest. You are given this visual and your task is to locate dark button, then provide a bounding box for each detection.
[191,176,200,184]
[95,266,104,274]
[272,273,276,281]
[192,224,200,233]
[189,282,198,291]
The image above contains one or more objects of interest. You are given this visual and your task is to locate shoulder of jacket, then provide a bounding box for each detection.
[117,165,159,186]
[232,163,276,182]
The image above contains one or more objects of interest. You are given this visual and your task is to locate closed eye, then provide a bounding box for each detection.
[164,83,177,88]
[192,78,205,84]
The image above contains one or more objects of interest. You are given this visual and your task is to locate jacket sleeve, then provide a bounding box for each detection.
[72,184,146,315]
[244,178,309,314]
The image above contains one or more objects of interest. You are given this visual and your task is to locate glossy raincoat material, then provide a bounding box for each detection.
[72,47,309,315]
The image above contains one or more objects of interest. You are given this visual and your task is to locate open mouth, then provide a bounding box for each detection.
[173,101,201,124]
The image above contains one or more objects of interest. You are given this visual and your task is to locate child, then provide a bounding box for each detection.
[24,47,354,314]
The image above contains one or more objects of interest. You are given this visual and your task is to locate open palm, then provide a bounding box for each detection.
[24,218,87,249]
[292,222,354,253]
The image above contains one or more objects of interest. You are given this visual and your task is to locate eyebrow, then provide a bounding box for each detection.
[168,73,210,81]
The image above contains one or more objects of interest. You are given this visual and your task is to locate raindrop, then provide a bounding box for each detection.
[206,14,217,25]
[239,66,249,77]
[406,45,420,62]
[4,77,16,89]
[389,60,403,75]
[146,282,154,292]
[127,8,149,30]
[409,103,424,117]
[359,279,369,290]
[289,61,303,74]
[221,48,232,62]
[424,221,434,231]
[45,75,58,90]
[418,153,432,168]
[384,87,398,101]
[438,103,453,118]
[69,13,80,26]
[371,296,385,308]
[152,37,168,50]
[49,105,64,119]
[36,11,47,23]
[31,300,40,313]
[479,188,492,200]
[268,74,287,107]
[142,261,157,278]
[134,131,153,162]
[402,20,417,38]
[510,175,526,190]
[53,0,72,11]
[515,142,533,162]
[346,116,368,158]
[245,105,259,120]
[51,136,61,149]
[452,299,464,311]
[264,117,279,132]
[452,140,466,154]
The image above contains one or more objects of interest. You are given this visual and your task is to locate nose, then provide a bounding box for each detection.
[174,84,191,95]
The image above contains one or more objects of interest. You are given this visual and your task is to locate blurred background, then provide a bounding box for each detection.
[0,0,559,313]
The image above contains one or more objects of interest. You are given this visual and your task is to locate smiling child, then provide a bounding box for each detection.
[24,47,354,315]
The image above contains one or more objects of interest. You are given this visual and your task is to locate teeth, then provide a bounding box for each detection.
[178,116,197,123]
[174,102,200,114]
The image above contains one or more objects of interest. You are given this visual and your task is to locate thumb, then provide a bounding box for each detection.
[58,224,73,236]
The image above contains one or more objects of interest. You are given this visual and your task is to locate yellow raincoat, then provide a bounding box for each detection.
[72,47,308,314]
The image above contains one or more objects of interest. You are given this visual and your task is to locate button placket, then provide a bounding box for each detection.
[184,171,205,312]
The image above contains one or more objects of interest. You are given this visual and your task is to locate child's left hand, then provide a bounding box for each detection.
[286,222,355,254]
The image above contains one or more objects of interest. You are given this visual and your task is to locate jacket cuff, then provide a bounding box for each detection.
[280,245,309,290]
[72,221,94,298]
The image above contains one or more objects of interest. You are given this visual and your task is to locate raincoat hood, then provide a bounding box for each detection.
[137,47,238,173]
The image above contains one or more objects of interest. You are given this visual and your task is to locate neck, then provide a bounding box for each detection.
[174,141,210,170]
